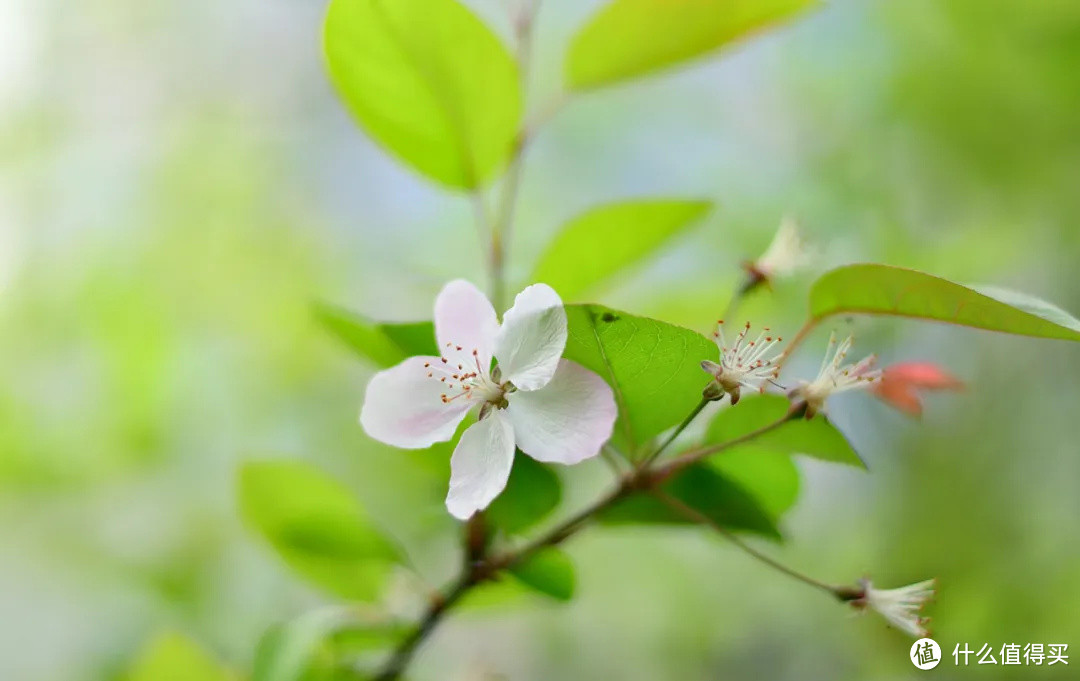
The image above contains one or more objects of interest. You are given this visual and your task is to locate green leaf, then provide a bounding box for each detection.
[531,199,712,301]
[128,631,234,681]
[253,609,404,681]
[315,304,437,367]
[709,445,799,520]
[253,610,352,681]
[324,0,521,188]
[508,548,576,601]
[486,453,561,534]
[808,264,1080,341]
[704,394,863,467]
[239,460,400,600]
[457,578,535,611]
[563,305,718,453]
[600,462,781,539]
[566,0,817,90]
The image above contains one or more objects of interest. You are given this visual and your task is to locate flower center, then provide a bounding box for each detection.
[424,344,506,407]
[712,321,782,387]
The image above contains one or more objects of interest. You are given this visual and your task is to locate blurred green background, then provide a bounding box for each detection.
[2,0,1078,679]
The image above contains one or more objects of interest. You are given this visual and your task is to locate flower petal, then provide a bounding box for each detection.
[360,356,472,449]
[445,411,516,520]
[434,279,499,369]
[881,361,964,390]
[872,383,924,417]
[494,283,567,391]
[506,359,616,465]
[872,362,963,417]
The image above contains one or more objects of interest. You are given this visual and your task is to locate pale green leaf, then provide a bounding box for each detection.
[324,0,521,188]
[315,304,437,367]
[704,394,863,467]
[809,264,1080,341]
[253,609,352,681]
[566,0,817,90]
[563,305,718,453]
[457,578,536,611]
[239,461,400,600]
[508,548,576,601]
[531,199,712,300]
[253,608,405,681]
[128,632,234,681]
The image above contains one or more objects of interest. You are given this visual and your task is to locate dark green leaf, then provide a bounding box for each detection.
[239,461,400,600]
[809,264,1080,341]
[531,199,712,301]
[566,0,817,90]
[486,453,561,534]
[315,304,437,367]
[600,463,780,539]
[508,548,576,601]
[704,394,863,467]
[324,0,521,188]
[563,304,718,453]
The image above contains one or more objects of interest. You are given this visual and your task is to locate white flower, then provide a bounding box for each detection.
[746,216,811,282]
[360,280,617,520]
[851,578,936,638]
[790,332,881,418]
[700,321,783,404]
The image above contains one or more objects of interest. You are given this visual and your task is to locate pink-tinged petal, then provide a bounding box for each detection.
[445,411,516,520]
[881,362,964,390]
[506,359,616,465]
[872,361,963,417]
[360,356,472,448]
[434,279,499,369]
[494,283,567,391]
[872,383,924,417]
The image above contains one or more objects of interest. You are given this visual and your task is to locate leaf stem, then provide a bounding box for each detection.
[487,0,542,313]
[651,490,840,597]
[650,407,802,483]
[639,396,709,468]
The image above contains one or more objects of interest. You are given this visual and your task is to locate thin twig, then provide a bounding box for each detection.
[652,490,840,596]
[369,405,795,680]
[372,574,476,681]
